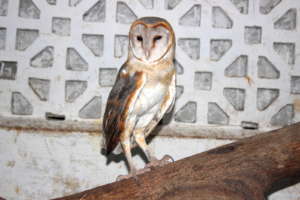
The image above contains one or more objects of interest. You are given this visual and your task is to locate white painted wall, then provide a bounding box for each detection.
[0,0,300,130]
[0,128,299,200]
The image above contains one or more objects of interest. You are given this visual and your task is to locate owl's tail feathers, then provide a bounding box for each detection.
[103,143,123,165]
[104,141,115,156]
[102,133,122,158]
[105,142,122,156]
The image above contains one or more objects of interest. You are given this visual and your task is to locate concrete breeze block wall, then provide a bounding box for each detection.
[0,0,299,134]
[0,1,300,199]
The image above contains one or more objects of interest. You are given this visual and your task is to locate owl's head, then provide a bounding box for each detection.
[128,17,175,64]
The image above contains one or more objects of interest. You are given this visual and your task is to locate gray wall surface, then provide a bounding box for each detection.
[0,0,299,133]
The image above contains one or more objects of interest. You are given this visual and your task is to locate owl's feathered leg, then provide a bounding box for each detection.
[116,131,150,181]
[134,130,173,170]
[122,139,136,173]
[135,133,156,161]
[116,139,138,181]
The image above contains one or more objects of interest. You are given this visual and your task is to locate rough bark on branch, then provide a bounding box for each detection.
[54,123,300,200]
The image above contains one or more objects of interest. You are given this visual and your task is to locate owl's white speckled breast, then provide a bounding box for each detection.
[134,81,167,116]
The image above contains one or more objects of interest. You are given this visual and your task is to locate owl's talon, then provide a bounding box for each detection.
[145,154,174,169]
[116,174,138,182]
[162,154,174,163]
[116,175,126,182]
[116,168,150,182]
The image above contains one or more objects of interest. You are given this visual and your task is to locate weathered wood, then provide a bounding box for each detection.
[54,123,300,200]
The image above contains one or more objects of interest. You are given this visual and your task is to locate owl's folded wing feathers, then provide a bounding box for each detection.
[103,65,147,155]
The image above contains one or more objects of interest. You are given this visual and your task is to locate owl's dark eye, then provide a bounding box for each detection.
[153,35,162,42]
[136,35,143,42]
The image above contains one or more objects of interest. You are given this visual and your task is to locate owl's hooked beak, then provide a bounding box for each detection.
[145,49,150,60]
[143,37,152,60]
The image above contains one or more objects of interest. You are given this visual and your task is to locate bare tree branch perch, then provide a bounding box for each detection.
[54,123,300,200]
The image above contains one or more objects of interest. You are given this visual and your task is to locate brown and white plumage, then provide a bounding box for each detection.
[103,17,176,179]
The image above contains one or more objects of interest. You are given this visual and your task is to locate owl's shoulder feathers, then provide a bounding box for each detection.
[103,63,147,154]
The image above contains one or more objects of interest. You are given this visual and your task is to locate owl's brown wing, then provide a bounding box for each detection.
[103,66,147,155]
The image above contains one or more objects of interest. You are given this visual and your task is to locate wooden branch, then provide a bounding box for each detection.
[54,123,300,200]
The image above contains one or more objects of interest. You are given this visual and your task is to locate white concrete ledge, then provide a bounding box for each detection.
[0,116,279,139]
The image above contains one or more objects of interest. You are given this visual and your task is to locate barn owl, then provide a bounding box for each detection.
[103,17,176,180]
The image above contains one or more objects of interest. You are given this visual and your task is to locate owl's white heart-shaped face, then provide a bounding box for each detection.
[129,21,173,63]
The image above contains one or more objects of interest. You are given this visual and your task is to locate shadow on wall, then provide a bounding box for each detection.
[101,146,148,173]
